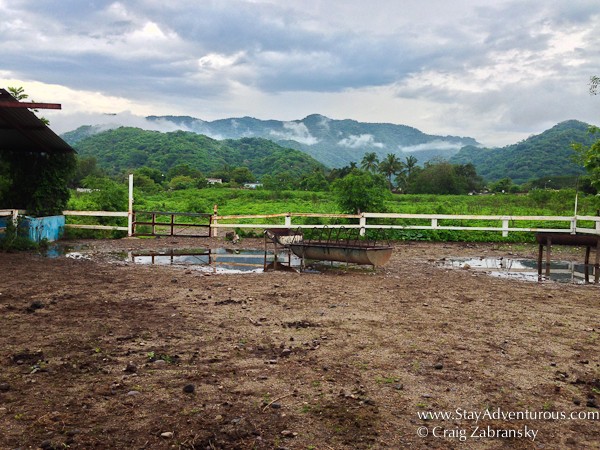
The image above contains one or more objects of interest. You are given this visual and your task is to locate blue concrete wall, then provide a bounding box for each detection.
[20,215,65,242]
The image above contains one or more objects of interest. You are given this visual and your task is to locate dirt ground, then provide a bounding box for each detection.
[0,237,598,450]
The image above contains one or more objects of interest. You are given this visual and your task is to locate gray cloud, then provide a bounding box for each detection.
[2,0,599,146]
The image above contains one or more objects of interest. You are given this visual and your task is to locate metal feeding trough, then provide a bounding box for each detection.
[265,227,393,269]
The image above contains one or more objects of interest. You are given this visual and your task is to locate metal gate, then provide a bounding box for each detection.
[132,211,212,237]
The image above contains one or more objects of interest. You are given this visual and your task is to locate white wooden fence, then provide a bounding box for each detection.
[3,172,600,239]
[210,212,600,237]
[4,208,598,239]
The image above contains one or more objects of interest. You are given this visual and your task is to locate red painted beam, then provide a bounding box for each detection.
[0,101,62,109]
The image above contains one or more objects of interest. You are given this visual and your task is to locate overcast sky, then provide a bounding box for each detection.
[1,0,599,147]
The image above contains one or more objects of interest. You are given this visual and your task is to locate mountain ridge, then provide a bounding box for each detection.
[61,115,597,184]
[62,113,480,168]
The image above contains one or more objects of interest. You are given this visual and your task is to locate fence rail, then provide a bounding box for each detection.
[62,210,129,232]
[8,209,600,239]
[211,212,600,237]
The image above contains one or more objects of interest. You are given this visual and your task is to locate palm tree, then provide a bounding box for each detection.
[360,152,380,172]
[404,155,418,178]
[378,154,404,190]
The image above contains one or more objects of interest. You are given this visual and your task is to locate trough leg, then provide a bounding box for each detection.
[545,237,552,277]
[537,243,544,280]
[594,237,600,283]
[585,246,591,283]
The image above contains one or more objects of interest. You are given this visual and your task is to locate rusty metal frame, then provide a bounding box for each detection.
[132,210,213,237]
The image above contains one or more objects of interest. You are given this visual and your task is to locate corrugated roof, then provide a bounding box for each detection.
[0,88,75,153]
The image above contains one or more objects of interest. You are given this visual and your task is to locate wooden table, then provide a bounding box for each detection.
[536,233,600,283]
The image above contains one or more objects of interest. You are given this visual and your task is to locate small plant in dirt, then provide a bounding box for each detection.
[146,351,180,364]
[376,375,399,384]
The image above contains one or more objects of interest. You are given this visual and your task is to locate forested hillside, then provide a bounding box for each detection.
[450,120,595,184]
[71,127,325,179]
[64,114,478,168]
[147,114,479,168]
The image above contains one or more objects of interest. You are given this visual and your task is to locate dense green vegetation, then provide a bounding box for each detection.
[144,113,478,168]
[450,120,595,183]
[65,118,597,188]
[0,151,76,216]
[70,127,325,181]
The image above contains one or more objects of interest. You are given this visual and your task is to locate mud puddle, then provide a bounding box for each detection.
[441,256,598,284]
[125,248,302,273]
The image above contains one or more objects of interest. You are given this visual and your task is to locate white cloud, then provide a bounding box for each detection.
[400,140,468,153]
[269,122,319,145]
[338,134,384,149]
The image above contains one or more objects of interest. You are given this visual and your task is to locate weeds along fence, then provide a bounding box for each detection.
[0,209,20,235]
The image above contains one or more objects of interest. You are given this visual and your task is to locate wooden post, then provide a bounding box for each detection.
[585,246,591,283]
[570,216,577,234]
[359,214,366,236]
[285,214,292,228]
[212,204,218,237]
[502,218,509,237]
[128,174,134,237]
[594,236,600,283]
[545,236,552,277]
[537,242,544,280]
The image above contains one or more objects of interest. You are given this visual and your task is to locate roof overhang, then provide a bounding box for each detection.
[0,88,75,154]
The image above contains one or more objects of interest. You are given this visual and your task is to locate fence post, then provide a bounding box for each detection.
[570,216,577,234]
[128,174,134,237]
[212,204,218,237]
[502,218,509,237]
[431,218,438,229]
[285,214,292,229]
[359,214,366,236]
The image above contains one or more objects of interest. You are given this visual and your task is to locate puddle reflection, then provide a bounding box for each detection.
[441,257,597,284]
[127,248,302,274]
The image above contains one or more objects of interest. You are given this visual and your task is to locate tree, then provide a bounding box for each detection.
[7,86,50,125]
[166,164,202,181]
[332,169,388,213]
[490,177,513,193]
[135,166,164,185]
[406,161,483,195]
[378,154,404,190]
[299,170,329,191]
[360,152,380,172]
[230,166,255,184]
[572,126,600,191]
[572,78,600,190]
[590,75,600,95]
[70,156,104,187]
[169,175,195,190]
[404,155,418,178]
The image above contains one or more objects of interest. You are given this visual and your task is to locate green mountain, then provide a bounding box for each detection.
[70,127,325,179]
[449,120,596,184]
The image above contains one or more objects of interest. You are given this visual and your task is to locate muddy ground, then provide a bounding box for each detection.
[0,237,598,450]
